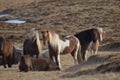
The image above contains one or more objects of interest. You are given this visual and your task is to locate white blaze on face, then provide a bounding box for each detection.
[97,27,103,42]
[100,33,103,41]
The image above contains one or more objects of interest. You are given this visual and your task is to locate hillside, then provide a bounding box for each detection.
[0,0,120,46]
[0,0,120,80]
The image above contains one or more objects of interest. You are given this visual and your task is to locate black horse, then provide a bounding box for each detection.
[74,27,103,60]
[23,28,42,58]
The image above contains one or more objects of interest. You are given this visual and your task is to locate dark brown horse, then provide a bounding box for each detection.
[74,27,103,60]
[23,28,42,58]
[41,29,83,70]
[0,37,14,68]
[18,55,57,72]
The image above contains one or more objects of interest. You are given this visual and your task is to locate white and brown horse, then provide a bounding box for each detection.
[74,27,103,60]
[23,28,42,58]
[41,29,82,70]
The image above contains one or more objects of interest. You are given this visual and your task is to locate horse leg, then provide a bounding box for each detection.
[90,49,94,56]
[92,40,99,55]
[93,46,98,55]
[77,47,83,64]
[36,54,38,58]
[7,57,12,68]
[71,50,78,64]
[55,54,61,70]
[2,55,7,68]
[81,49,86,61]
[94,40,99,55]
[49,53,54,62]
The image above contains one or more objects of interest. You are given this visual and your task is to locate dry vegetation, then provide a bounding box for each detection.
[0,0,120,80]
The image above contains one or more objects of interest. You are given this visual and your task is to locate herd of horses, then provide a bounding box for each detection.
[0,27,103,72]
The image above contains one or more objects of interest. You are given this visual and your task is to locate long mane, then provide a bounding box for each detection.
[48,30,60,48]
[35,31,42,54]
[29,28,42,54]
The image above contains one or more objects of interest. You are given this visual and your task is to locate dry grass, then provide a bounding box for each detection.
[0,0,120,80]
[0,52,120,80]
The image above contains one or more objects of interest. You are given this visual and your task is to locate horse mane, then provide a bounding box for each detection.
[48,30,60,48]
[29,28,42,54]
[35,31,42,54]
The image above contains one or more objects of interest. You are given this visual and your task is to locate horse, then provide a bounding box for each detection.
[41,29,83,70]
[23,28,42,58]
[18,55,57,72]
[0,36,14,68]
[74,27,103,61]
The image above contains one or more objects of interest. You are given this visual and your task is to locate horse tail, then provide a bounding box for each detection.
[23,39,28,55]
[35,31,42,54]
[77,39,83,64]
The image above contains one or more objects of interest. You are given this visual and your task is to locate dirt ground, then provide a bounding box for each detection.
[0,0,120,80]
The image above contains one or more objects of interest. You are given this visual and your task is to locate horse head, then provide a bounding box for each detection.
[92,27,103,42]
[41,30,49,45]
[96,27,103,42]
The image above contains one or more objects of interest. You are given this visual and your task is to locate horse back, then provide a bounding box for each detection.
[61,36,79,54]
[76,28,100,44]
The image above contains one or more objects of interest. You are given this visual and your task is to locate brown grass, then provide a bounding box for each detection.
[0,0,120,80]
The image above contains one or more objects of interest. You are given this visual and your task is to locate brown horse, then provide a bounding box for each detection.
[23,28,42,58]
[41,29,83,70]
[18,55,57,72]
[74,27,103,60]
[0,37,14,68]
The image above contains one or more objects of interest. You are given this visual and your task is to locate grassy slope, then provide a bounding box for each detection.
[0,1,120,80]
[0,0,120,46]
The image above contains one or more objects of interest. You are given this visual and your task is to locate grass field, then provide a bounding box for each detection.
[0,0,120,80]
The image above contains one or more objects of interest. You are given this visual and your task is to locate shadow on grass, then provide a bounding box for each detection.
[61,69,99,78]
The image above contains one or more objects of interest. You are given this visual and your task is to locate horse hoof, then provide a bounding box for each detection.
[4,66,6,68]
[8,66,12,68]
[8,65,12,68]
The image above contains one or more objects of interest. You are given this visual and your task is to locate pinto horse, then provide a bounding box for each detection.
[0,37,14,68]
[23,28,42,58]
[74,27,103,60]
[41,29,83,70]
